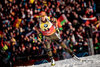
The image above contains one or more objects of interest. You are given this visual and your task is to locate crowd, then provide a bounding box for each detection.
[0,0,100,66]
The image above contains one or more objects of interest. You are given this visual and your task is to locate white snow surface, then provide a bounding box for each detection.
[18,54,100,67]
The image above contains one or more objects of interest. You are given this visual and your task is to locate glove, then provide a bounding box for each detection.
[56,28,60,33]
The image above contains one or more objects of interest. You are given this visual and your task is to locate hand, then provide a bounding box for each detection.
[56,28,59,33]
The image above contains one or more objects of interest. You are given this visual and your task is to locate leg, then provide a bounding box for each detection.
[60,42,74,57]
[52,33,74,57]
[51,33,80,61]
[58,41,81,61]
[44,38,53,57]
[45,36,56,66]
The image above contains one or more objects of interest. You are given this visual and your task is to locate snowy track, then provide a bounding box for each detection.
[19,54,100,67]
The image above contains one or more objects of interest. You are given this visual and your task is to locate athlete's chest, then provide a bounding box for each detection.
[40,21,52,31]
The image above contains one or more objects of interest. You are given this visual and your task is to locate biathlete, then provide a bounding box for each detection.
[34,11,80,66]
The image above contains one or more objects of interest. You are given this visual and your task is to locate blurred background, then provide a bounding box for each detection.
[0,0,100,67]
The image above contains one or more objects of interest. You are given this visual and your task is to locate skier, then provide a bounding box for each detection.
[34,11,80,66]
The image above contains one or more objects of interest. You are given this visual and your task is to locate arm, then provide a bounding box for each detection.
[52,18,60,33]
[33,16,41,34]
[34,24,40,34]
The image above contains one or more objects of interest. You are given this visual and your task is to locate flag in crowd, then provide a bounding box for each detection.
[0,39,9,51]
[9,0,13,2]
[96,22,100,29]
[2,44,8,51]
[80,15,97,25]
[29,0,35,4]
[57,0,61,6]
[0,31,3,38]
[57,14,68,30]
[13,18,22,28]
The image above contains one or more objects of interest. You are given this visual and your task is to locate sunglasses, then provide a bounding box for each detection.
[41,15,45,17]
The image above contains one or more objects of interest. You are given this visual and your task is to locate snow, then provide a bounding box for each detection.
[19,54,100,67]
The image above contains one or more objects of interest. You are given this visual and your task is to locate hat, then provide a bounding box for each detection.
[39,11,46,16]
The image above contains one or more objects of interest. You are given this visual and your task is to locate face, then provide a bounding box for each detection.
[41,15,46,21]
